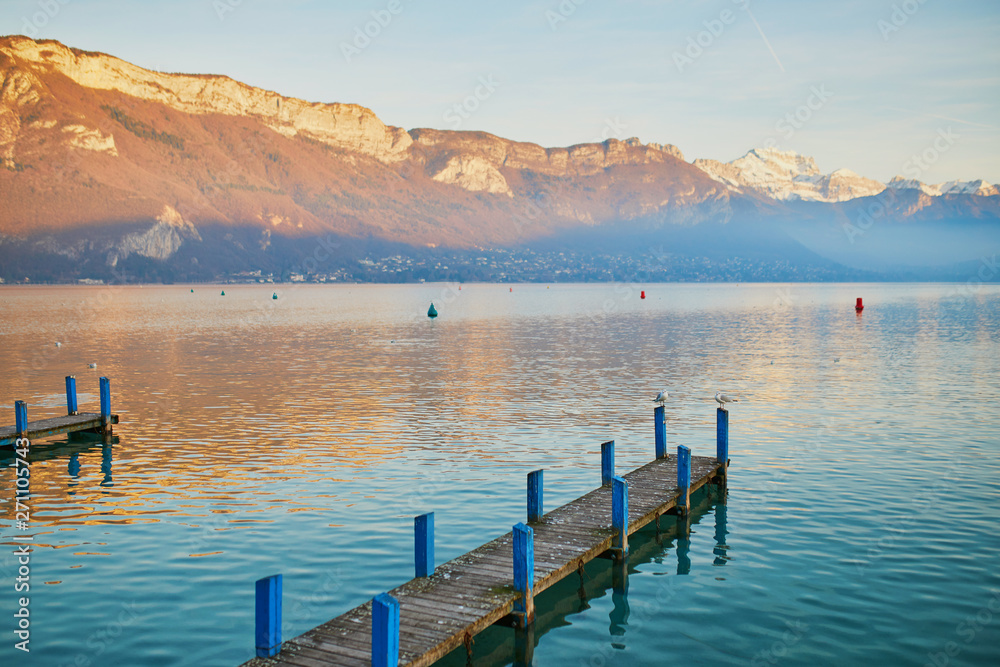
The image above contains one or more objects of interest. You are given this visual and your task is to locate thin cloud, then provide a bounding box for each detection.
[881,106,998,130]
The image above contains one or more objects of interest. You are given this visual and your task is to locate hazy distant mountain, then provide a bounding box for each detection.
[887,176,1000,198]
[1,35,997,284]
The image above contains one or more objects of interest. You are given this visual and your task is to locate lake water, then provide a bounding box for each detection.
[1,283,999,666]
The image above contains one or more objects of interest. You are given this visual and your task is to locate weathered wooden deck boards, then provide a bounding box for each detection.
[245,454,723,667]
[0,412,119,448]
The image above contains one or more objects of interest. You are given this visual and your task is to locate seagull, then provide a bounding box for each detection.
[652,390,669,406]
[88,363,97,369]
[715,391,739,409]
[55,342,62,347]
[834,357,841,363]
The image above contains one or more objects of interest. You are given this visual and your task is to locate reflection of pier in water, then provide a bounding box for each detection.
[438,485,730,666]
[1,432,118,488]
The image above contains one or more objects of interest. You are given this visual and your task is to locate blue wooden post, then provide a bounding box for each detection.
[65,376,78,415]
[677,445,691,514]
[654,406,667,459]
[717,407,729,466]
[527,470,543,523]
[612,475,629,558]
[15,401,27,436]
[513,522,535,624]
[99,377,111,425]
[601,440,615,486]
[254,574,282,658]
[414,512,434,578]
[372,592,400,667]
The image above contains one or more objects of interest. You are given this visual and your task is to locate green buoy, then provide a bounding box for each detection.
[221,290,225,296]
[427,303,438,318]
[272,292,278,300]
[190,289,194,293]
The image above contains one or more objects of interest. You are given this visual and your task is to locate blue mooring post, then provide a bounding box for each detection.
[513,522,535,625]
[99,377,111,426]
[612,475,629,559]
[65,376,78,415]
[15,401,27,436]
[717,407,730,476]
[372,592,400,667]
[527,470,543,523]
[254,574,282,658]
[415,512,434,578]
[677,445,692,514]
[654,405,667,459]
[601,440,615,486]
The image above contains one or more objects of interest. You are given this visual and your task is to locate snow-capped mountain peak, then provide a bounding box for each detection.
[693,149,885,203]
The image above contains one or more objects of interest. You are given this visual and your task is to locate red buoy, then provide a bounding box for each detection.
[641,290,646,299]
[855,297,864,312]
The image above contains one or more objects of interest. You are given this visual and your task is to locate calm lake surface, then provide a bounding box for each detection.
[1,283,999,666]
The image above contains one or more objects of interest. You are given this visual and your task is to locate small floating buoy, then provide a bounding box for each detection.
[855,297,863,312]
[641,290,646,299]
[55,342,62,347]
[509,287,513,293]
[272,292,278,300]
[190,289,194,293]
[221,290,226,296]
[427,303,438,318]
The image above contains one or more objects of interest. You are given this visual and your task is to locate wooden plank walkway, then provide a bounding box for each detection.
[244,454,724,667]
[0,412,119,448]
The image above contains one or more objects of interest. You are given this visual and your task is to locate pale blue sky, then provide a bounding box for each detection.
[4,0,999,183]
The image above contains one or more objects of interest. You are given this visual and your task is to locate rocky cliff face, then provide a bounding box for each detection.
[0,35,728,256]
[1,36,412,162]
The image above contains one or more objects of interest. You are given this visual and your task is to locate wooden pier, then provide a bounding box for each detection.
[1,376,118,448]
[244,406,732,667]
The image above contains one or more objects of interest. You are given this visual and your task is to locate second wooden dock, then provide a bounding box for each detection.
[2,376,118,448]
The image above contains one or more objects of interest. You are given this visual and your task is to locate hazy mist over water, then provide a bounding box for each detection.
[1,283,998,666]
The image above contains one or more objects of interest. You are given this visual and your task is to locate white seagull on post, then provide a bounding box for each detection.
[715,391,739,409]
[652,390,669,406]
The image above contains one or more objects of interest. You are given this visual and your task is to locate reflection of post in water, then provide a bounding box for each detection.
[676,511,692,575]
[68,452,82,495]
[713,502,729,567]
[513,622,535,667]
[576,560,589,613]
[609,556,630,650]
[101,444,113,486]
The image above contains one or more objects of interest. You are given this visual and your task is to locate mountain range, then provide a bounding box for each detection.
[1,35,998,284]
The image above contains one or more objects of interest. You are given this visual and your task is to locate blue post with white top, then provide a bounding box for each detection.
[65,376,78,415]
[612,475,629,559]
[99,377,111,428]
[513,522,535,625]
[601,440,615,486]
[255,574,282,658]
[717,407,729,475]
[654,405,666,459]
[415,512,434,578]
[527,470,543,523]
[678,445,691,514]
[372,592,400,667]
[15,401,27,436]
